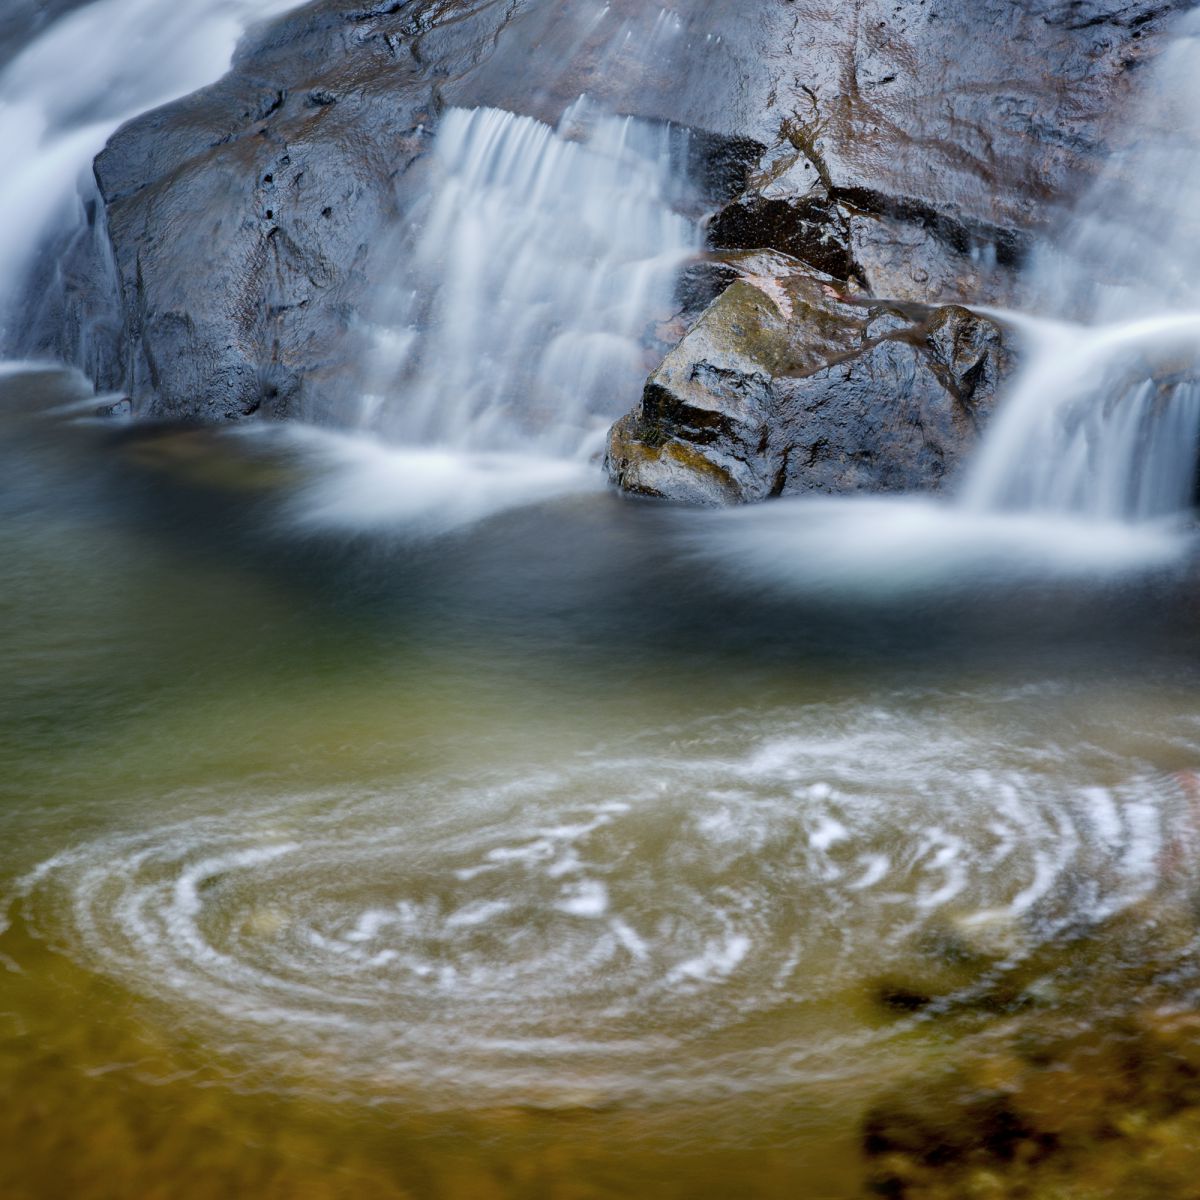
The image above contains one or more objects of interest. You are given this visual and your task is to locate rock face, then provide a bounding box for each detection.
[606,260,1011,504]
[48,0,1185,432]
[87,0,531,422]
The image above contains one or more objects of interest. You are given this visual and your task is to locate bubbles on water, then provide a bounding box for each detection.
[8,703,1200,1104]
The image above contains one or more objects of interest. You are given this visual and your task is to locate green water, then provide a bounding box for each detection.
[6,369,1200,1198]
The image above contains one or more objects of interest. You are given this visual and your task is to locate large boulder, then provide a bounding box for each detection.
[39,0,1189,423]
[605,258,1011,504]
[88,0,526,422]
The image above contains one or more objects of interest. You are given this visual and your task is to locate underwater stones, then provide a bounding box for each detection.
[605,266,1012,505]
[932,909,1031,967]
[868,910,1041,1019]
[863,1011,1200,1199]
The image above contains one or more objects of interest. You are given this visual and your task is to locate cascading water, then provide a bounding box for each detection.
[688,12,1200,599]
[961,13,1200,522]
[13,8,1200,1191]
[962,316,1200,520]
[361,100,699,459]
[290,17,708,535]
[0,0,303,347]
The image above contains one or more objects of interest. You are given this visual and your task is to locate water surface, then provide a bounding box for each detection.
[6,369,1200,1196]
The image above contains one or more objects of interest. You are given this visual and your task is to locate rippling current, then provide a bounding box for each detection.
[10,692,1200,1106]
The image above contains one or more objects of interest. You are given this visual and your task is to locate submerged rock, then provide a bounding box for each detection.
[863,1010,1200,1199]
[860,884,1200,1198]
[605,262,1011,504]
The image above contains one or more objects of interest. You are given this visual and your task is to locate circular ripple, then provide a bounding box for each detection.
[9,704,1200,1102]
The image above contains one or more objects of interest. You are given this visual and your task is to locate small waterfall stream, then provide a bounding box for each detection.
[0,0,303,345]
[363,100,699,458]
[960,15,1200,523]
[962,316,1200,520]
[11,9,1200,1195]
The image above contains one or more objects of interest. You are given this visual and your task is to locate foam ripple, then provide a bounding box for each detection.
[8,708,1199,1102]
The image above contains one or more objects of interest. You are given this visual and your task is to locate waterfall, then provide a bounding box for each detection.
[962,316,1200,520]
[0,0,302,347]
[962,16,1200,522]
[362,100,700,459]
[282,7,711,536]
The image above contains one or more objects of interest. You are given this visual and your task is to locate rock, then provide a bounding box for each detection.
[605,261,1012,504]
[31,0,1183,424]
[862,1011,1200,1199]
[86,0,509,423]
[932,910,1032,966]
[733,0,1191,263]
[707,151,866,286]
[94,396,131,420]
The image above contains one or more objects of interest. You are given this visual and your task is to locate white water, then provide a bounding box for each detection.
[363,100,699,459]
[0,0,703,538]
[277,424,602,538]
[964,314,1200,519]
[686,14,1200,598]
[0,0,303,342]
[959,13,1200,521]
[6,0,1200,560]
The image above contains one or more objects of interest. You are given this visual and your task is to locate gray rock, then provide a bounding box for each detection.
[605,262,1012,504]
[29,0,1185,423]
[88,0,512,422]
[707,151,866,287]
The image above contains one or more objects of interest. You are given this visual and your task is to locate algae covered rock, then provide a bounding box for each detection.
[605,261,1011,505]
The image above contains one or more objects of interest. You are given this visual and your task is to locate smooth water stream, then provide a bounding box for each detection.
[363,101,698,457]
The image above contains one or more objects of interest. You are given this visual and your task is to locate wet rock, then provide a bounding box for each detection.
[859,887,1200,1200]
[931,910,1032,966]
[94,396,131,420]
[708,150,866,286]
[862,1011,1200,1199]
[34,0,1182,424]
[867,910,1051,1021]
[697,0,1189,306]
[605,263,1012,504]
[86,0,510,422]
[674,261,741,323]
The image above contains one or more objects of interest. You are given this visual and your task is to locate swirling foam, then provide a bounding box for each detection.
[8,706,1200,1103]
